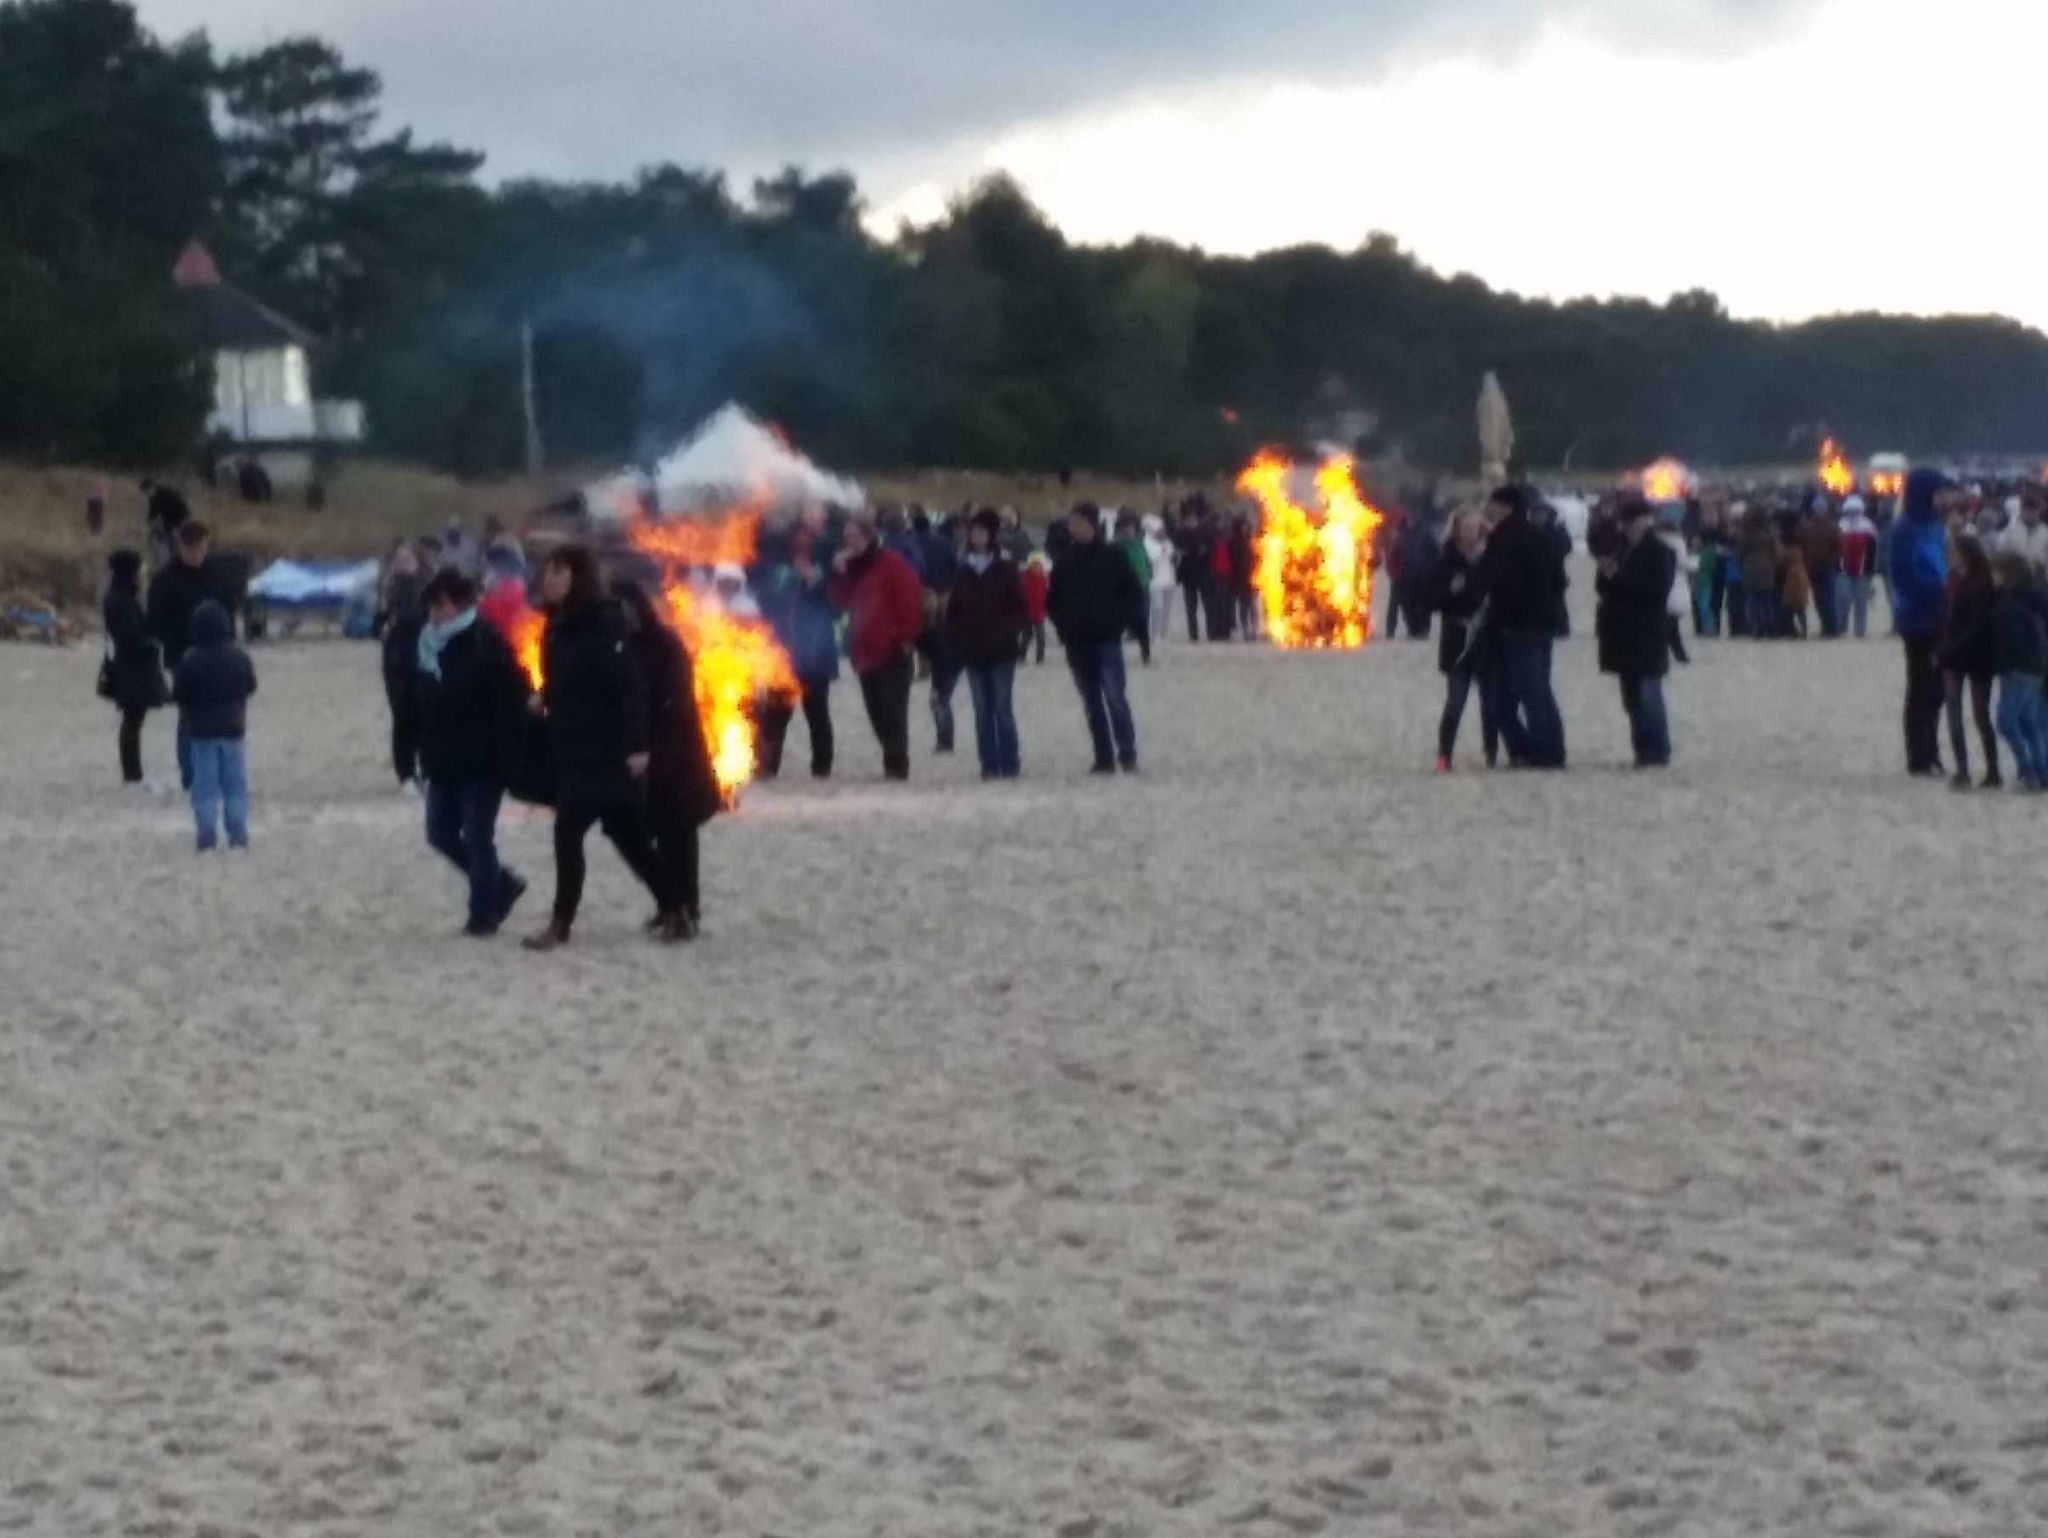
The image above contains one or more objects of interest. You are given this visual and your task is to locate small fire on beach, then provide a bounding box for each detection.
[1818,438,1855,499]
[1236,450,1386,650]
[1640,457,1695,503]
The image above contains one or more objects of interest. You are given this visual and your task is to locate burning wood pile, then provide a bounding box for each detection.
[1236,450,1386,650]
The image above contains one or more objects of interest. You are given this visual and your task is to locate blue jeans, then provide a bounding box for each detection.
[426,778,516,929]
[1746,589,1780,638]
[1619,674,1672,766]
[1846,575,1873,638]
[188,737,249,849]
[964,662,1021,777]
[175,716,193,790]
[1493,631,1566,767]
[1996,674,2048,784]
[1066,641,1137,767]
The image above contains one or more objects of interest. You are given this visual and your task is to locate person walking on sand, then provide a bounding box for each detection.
[102,550,168,789]
[1433,510,1497,772]
[1175,504,1215,642]
[1477,486,1568,769]
[1781,543,1813,640]
[522,546,682,951]
[1989,552,2048,791]
[756,517,840,780]
[172,601,256,851]
[1739,511,1783,640]
[379,542,427,790]
[829,514,925,781]
[1114,510,1154,665]
[1596,499,1679,768]
[1891,468,1954,777]
[148,520,221,791]
[614,580,721,938]
[1839,497,1878,639]
[946,508,1029,779]
[1049,503,1145,774]
[1020,552,1051,665]
[412,570,531,937]
[1938,534,2001,791]
[1143,513,1178,648]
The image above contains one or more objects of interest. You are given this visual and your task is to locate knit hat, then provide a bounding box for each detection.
[971,507,1003,542]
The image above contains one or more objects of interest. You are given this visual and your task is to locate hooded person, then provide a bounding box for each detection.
[1891,468,1954,775]
[102,549,168,787]
[1838,496,1879,639]
[172,600,258,851]
[1596,498,1678,768]
[756,516,842,780]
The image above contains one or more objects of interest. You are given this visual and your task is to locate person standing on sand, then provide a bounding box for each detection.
[1048,502,1144,775]
[1477,486,1568,769]
[829,514,925,781]
[522,546,682,951]
[945,508,1029,779]
[1891,468,1954,777]
[1019,552,1051,666]
[1596,499,1678,768]
[379,543,427,790]
[172,601,256,851]
[1839,498,1878,639]
[756,517,840,780]
[613,580,720,938]
[1114,510,1154,665]
[148,520,218,791]
[1781,543,1812,640]
[1143,514,1178,648]
[1938,534,2001,791]
[1174,504,1214,643]
[1433,510,1497,773]
[1988,552,2048,791]
[102,550,167,788]
[1739,512,1783,640]
[412,570,530,937]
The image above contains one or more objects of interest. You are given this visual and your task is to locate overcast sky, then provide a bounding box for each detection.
[136,0,2044,329]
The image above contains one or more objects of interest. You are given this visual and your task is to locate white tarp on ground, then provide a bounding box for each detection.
[248,559,380,606]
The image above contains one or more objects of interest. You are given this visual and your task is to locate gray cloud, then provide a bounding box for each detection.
[136,0,1815,186]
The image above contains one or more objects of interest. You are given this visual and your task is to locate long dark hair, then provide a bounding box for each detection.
[543,543,601,611]
[1954,534,1993,594]
[609,577,665,638]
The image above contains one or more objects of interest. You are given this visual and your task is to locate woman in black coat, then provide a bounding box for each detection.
[1938,534,2000,790]
[102,549,167,785]
[522,546,685,951]
[613,580,720,936]
[1595,500,1678,768]
[1432,512,1497,771]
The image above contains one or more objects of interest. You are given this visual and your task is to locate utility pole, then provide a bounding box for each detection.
[521,321,544,473]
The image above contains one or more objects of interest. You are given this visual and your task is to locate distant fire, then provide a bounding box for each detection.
[1236,450,1385,649]
[1818,438,1855,499]
[1870,470,1905,499]
[1640,457,1694,503]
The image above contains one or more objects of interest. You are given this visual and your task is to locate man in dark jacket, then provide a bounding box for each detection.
[412,570,530,936]
[1477,486,1569,768]
[756,521,841,779]
[946,508,1030,778]
[1048,503,1144,773]
[149,520,220,790]
[1595,499,1678,767]
[1891,468,1954,776]
[172,601,257,850]
[1173,506,1214,642]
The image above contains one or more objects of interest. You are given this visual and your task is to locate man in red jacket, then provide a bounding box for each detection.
[830,515,925,779]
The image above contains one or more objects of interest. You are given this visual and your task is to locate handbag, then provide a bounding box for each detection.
[95,640,115,700]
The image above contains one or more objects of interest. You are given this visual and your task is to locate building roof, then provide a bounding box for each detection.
[172,239,314,351]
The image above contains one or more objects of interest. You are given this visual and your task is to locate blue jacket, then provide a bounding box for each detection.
[759,565,842,684]
[1887,469,1950,638]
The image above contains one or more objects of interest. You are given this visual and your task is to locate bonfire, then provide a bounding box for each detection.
[1640,457,1695,503]
[1236,450,1386,650]
[1818,438,1855,499]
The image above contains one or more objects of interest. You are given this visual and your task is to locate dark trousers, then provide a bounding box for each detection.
[1066,641,1138,768]
[1182,584,1204,642]
[118,707,148,784]
[1667,615,1689,666]
[1945,670,1999,782]
[551,798,670,932]
[859,652,914,779]
[425,778,517,930]
[964,661,1021,777]
[1619,674,1672,766]
[1129,604,1152,664]
[1203,577,1234,641]
[647,797,701,920]
[757,680,835,778]
[1493,631,1566,768]
[175,715,193,791]
[385,676,419,783]
[1234,587,1259,641]
[1746,589,1780,639]
[1438,659,1499,766]
[1902,633,1943,773]
[1029,620,1047,664]
[930,655,962,751]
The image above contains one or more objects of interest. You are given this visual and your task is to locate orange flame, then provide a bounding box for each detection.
[504,606,546,691]
[1640,457,1693,503]
[1236,449,1385,649]
[1869,471,1904,499]
[1818,438,1855,499]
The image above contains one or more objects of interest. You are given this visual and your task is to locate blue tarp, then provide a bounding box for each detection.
[248,559,380,608]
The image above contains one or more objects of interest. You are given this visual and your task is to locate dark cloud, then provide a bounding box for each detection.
[137,0,1815,183]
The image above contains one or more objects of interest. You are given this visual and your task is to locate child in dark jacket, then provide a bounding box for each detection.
[1989,552,2048,790]
[172,600,258,850]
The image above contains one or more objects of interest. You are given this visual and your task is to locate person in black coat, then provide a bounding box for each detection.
[1173,506,1214,642]
[147,520,221,789]
[1938,535,2000,790]
[1477,487,1569,768]
[1595,499,1678,768]
[412,569,531,937]
[102,550,167,785]
[1048,503,1144,773]
[522,545,682,950]
[1432,512,1498,771]
[614,580,720,937]
[172,601,258,850]
[945,508,1030,778]
[379,543,427,787]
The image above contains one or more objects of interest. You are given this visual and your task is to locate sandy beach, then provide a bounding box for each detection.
[6,578,2048,1537]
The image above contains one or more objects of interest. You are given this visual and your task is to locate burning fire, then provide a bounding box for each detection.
[505,606,545,692]
[1640,457,1694,503]
[1818,438,1855,499]
[1236,450,1385,649]
[1870,470,1905,499]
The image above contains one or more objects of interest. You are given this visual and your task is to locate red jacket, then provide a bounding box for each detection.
[1019,562,1049,623]
[477,575,530,638]
[829,547,924,675]
[1839,527,1877,579]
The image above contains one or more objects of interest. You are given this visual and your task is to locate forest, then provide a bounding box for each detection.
[6,0,2047,478]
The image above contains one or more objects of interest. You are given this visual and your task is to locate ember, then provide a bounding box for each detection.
[1236,449,1385,650]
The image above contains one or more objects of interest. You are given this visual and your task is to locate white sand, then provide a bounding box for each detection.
[5,576,2048,1536]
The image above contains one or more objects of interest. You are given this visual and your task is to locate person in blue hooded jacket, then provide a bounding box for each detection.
[1889,467,1954,776]
[756,518,841,779]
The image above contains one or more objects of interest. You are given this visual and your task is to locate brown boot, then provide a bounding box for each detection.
[522,923,570,952]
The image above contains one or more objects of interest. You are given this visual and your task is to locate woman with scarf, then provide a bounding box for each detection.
[102,549,167,787]
[413,569,530,936]
[612,580,720,937]
[522,545,685,950]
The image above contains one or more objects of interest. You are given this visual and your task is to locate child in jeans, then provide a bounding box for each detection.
[1989,552,2048,791]
[172,600,258,849]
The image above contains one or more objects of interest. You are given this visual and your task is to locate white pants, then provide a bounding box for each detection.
[1149,588,1176,642]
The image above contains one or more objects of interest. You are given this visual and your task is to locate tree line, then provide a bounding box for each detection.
[6,0,2047,478]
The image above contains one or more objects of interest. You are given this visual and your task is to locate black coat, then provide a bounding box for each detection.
[173,604,257,739]
[1939,579,1997,679]
[146,558,216,668]
[414,619,529,787]
[1477,511,1568,634]
[1595,536,1677,679]
[1047,539,1144,648]
[1173,526,1213,588]
[540,599,648,807]
[380,571,426,685]
[1991,591,2048,678]
[946,558,1030,665]
[103,581,166,711]
[627,625,721,829]
[1432,546,1487,675]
